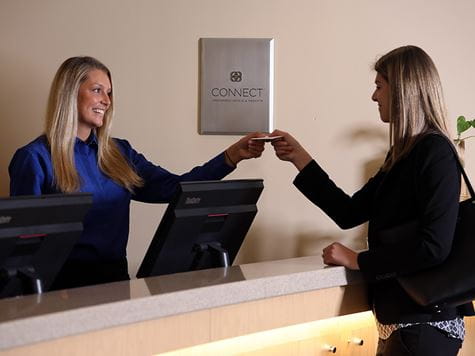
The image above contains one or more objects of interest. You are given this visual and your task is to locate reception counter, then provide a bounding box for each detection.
[1,256,472,355]
[0,256,373,355]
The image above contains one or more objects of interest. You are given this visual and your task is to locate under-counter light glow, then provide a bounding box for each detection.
[156,311,374,355]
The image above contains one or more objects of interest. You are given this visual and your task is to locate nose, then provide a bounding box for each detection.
[101,92,111,107]
[371,90,377,102]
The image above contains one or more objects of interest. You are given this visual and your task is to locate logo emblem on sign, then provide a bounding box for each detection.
[230,71,242,82]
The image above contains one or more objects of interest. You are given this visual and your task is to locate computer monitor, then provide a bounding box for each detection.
[136,179,263,278]
[0,193,92,298]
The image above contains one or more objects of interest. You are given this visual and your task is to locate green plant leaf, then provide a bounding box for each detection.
[457,116,471,135]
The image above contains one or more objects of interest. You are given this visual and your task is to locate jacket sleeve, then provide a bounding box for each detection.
[293,159,384,229]
[116,139,235,203]
[357,137,460,281]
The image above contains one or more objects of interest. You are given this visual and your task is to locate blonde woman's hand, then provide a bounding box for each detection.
[270,129,313,171]
[322,242,360,270]
[225,132,266,167]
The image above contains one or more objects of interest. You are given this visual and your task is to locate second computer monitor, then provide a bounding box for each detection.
[0,193,92,298]
[136,179,263,278]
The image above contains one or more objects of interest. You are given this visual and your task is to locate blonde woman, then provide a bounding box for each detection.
[9,56,265,290]
[271,46,474,355]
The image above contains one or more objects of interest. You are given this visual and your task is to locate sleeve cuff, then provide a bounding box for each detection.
[293,159,330,191]
[357,250,397,282]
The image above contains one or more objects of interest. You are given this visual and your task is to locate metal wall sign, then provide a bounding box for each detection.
[199,38,274,134]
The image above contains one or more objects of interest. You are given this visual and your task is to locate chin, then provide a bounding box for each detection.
[93,119,104,128]
[379,115,389,123]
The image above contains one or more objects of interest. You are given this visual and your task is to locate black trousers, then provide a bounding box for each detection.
[50,258,130,290]
[376,324,462,356]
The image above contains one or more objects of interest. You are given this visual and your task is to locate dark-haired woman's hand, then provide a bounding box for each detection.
[270,129,313,171]
[322,242,360,270]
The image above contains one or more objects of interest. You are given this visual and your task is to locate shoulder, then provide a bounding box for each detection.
[9,136,52,178]
[411,133,454,162]
[13,135,50,159]
[112,137,133,149]
[407,133,458,182]
[110,137,146,163]
[111,137,135,156]
[415,133,452,150]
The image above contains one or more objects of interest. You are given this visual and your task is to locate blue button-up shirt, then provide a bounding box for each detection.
[9,135,234,262]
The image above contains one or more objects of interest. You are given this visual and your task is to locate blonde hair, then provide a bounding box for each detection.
[374,46,452,171]
[45,56,143,192]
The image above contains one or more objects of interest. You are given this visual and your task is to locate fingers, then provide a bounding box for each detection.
[271,138,292,152]
[270,129,295,150]
[322,243,336,265]
[321,243,359,270]
[247,132,265,158]
[226,132,266,164]
[247,142,265,158]
[230,129,306,164]
[248,141,264,150]
[270,129,286,137]
[322,242,345,264]
[273,145,294,161]
[269,130,299,162]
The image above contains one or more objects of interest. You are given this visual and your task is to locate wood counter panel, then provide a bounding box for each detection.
[1,285,368,356]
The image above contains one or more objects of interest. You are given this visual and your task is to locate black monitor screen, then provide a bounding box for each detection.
[0,193,92,298]
[136,179,263,278]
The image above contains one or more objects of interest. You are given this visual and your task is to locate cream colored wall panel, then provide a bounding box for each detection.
[1,0,475,278]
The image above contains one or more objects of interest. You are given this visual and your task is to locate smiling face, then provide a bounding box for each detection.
[371,73,390,123]
[77,69,112,140]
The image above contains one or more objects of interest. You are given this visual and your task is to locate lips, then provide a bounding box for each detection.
[92,108,106,115]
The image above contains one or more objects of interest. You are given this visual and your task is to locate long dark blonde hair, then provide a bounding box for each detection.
[374,46,452,171]
[45,56,143,192]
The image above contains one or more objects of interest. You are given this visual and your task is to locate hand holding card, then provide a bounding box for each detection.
[250,136,283,142]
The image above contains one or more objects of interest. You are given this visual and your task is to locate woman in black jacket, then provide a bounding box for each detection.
[271,45,473,355]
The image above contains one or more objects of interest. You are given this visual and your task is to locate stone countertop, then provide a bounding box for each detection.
[0,256,364,350]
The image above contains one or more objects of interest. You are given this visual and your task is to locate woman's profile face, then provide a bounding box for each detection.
[77,69,112,139]
[371,73,390,123]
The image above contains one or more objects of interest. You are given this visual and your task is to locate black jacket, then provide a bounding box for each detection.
[294,134,474,324]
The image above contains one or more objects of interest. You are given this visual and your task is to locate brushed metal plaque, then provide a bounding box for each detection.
[199,38,274,134]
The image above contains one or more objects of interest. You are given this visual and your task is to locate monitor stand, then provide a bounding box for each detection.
[191,242,230,270]
[18,266,44,294]
[1,266,44,296]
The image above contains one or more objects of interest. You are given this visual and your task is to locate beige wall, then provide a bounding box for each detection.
[1,0,474,277]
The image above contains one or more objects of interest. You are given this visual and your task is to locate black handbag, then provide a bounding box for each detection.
[397,142,475,312]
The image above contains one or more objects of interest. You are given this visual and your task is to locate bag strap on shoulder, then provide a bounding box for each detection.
[438,134,475,200]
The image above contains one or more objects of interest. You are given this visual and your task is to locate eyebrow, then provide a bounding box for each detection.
[93,82,112,92]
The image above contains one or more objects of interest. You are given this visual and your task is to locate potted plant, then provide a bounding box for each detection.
[454,115,474,198]
[455,116,475,144]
